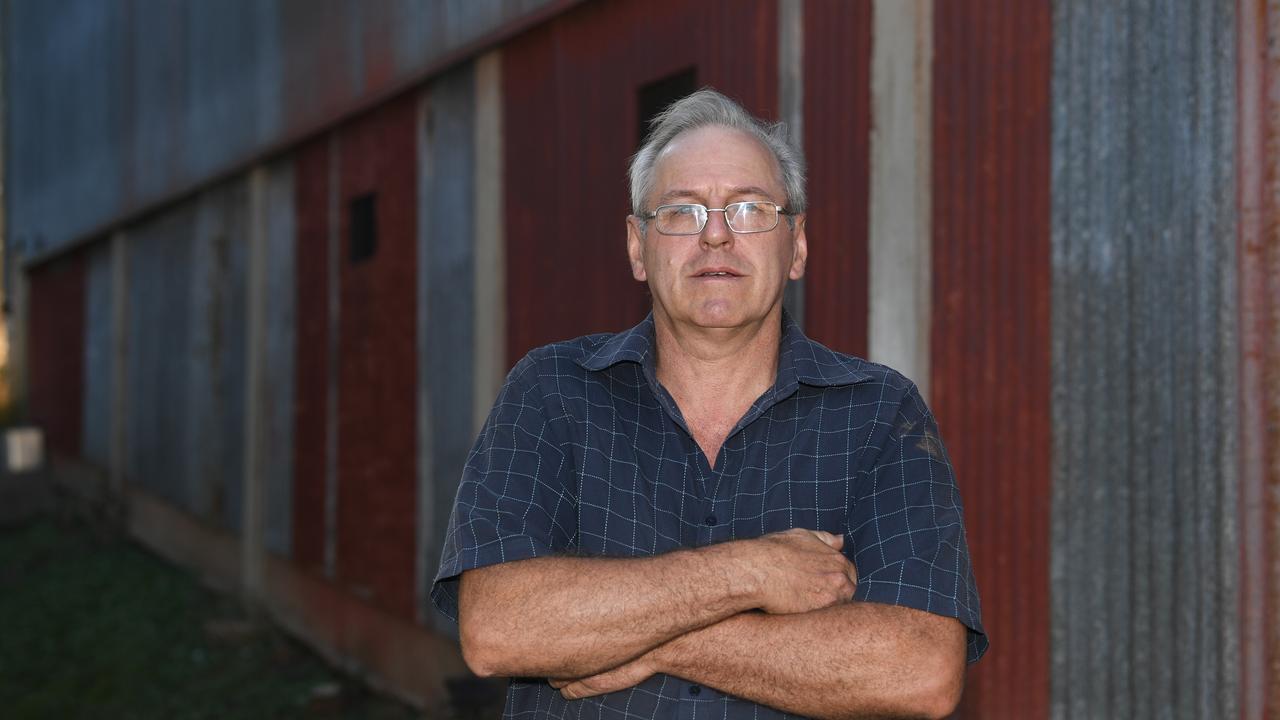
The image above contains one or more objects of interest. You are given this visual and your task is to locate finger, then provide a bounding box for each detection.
[810,530,843,550]
[549,678,571,689]
[561,681,597,700]
[839,556,858,590]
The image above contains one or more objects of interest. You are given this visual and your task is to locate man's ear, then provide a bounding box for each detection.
[788,214,808,280]
[626,216,648,282]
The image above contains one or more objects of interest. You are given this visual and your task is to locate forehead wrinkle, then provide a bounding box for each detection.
[654,185,781,207]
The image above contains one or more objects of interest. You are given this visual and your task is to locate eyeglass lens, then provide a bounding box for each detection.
[654,203,778,234]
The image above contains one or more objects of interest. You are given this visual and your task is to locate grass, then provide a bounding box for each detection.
[0,517,421,719]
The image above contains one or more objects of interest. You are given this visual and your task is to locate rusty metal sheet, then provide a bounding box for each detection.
[932,1,1053,718]
[333,92,420,621]
[27,251,87,457]
[800,0,871,357]
[291,135,332,571]
[1236,0,1280,716]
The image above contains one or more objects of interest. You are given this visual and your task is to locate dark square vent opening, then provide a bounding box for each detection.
[637,68,698,148]
[350,193,377,264]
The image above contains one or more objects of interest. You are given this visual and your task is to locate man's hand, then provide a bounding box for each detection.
[544,528,858,699]
[733,528,858,615]
[550,655,658,700]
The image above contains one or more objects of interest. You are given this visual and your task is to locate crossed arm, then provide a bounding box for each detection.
[457,529,967,720]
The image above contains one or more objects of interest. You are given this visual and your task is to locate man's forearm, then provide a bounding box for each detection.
[642,603,967,720]
[458,544,758,678]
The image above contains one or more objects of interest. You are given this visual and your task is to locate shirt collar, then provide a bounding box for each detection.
[576,309,872,389]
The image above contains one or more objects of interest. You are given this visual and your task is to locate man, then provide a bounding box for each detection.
[432,89,986,719]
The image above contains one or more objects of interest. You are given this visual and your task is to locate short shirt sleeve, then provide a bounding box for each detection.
[430,356,577,621]
[848,382,989,663]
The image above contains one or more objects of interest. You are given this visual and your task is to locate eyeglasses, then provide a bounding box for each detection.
[641,202,791,235]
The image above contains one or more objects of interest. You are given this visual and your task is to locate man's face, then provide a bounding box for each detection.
[627,125,807,332]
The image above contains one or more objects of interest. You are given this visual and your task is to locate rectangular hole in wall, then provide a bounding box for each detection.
[349,193,377,264]
[637,68,698,148]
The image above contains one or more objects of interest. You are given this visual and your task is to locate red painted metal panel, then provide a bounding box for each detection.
[27,251,87,457]
[292,137,330,570]
[1236,0,1280,715]
[801,0,871,357]
[335,93,420,621]
[503,0,778,366]
[931,1,1053,718]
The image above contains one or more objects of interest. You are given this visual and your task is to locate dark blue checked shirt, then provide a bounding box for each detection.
[433,311,986,719]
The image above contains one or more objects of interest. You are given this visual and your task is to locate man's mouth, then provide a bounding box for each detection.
[694,268,742,278]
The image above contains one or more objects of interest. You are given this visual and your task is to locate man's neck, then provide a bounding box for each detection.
[651,307,783,411]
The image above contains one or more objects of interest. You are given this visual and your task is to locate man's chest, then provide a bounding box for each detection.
[556,377,874,557]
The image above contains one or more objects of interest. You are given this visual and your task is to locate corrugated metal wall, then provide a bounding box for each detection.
[125,181,249,531]
[1050,1,1240,718]
[801,0,871,358]
[262,160,296,557]
[28,251,87,456]
[1237,0,1280,713]
[333,93,419,621]
[126,204,198,513]
[3,0,565,265]
[81,243,113,468]
[189,181,250,532]
[288,93,421,620]
[19,0,1280,712]
[932,1,1053,718]
[502,0,778,364]
[291,135,332,573]
[418,65,477,630]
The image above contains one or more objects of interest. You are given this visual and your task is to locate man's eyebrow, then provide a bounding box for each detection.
[654,186,779,206]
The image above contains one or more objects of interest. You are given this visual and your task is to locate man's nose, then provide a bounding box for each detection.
[700,209,733,247]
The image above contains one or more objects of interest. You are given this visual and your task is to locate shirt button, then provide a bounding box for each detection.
[689,685,702,696]
[704,515,718,526]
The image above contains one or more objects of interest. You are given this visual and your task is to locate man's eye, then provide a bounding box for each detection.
[672,206,698,216]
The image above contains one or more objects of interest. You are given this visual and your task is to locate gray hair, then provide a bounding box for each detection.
[628,88,807,218]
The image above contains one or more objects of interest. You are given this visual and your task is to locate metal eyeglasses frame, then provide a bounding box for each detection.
[640,202,792,235]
